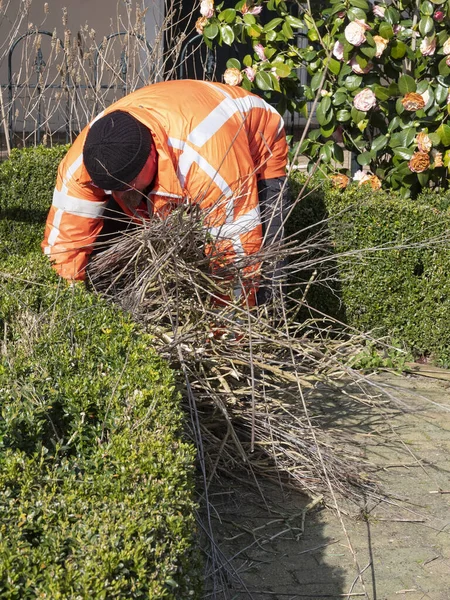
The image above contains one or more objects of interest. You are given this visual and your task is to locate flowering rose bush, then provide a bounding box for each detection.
[197,0,450,197]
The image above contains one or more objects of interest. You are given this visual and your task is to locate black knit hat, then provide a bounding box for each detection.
[84,110,151,191]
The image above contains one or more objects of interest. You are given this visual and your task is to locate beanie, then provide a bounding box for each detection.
[83,110,151,191]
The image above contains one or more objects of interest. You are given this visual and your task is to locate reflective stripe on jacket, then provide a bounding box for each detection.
[42,80,288,284]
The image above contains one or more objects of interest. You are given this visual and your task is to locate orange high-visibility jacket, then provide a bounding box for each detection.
[42,80,288,285]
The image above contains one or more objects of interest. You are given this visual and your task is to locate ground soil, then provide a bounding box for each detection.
[202,371,450,600]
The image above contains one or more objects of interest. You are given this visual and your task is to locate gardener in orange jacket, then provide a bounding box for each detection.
[42,79,289,305]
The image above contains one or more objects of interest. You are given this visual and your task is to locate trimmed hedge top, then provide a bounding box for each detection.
[0,146,200,598]
[289,173,450,366]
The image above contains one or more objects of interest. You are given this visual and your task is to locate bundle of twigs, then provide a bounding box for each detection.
[88,204,381,502]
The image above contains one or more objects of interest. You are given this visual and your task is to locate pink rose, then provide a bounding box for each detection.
[372,5,386,18]
[223,68,243,86]
[420,37,436,56]
[332,40,344,61]
[350,56,373,74]
[253,43,267,62]
[446,56,450,67]
[353,169,366,182]
[393,24,405,34]
[434,10,445,22]
[241,3,263,15]
[373,35,389,58]
[443,38,450,55]
[243,66,256,82]
[353,88,377,112]
[200,0,214,18]
[345,21,367,46]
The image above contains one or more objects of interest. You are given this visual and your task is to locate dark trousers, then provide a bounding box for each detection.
[256,176,290,305]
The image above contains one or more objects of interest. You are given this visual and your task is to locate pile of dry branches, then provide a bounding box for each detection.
[87,202,385,505]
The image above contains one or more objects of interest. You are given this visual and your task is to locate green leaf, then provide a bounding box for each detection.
[221,24,235,45]
[351,107,366,123]
[417,171,430,186]
[320,119,336,137]
[374,85,391,101]
[333,143,345,163]
[388,82,400,97]
[371,135,388,152]
[419,16,434,36]
[428,132,441,145]
[273,62,291,78]
[398,74,417,94]
[360,45,376,59]
[317,100,334,126]
[438,57,450,77]
[390,40,407,60]
[384,7,400,24]
[321,95,332,114]
[333,92,348,106]
[420,1,434,16]
[393,146,414,160]
[243,54,253,68]
[348,7,367,20]
[390,127,417,148]
[319,144,332,163]
[344,75,363,91]
[435,84,449,104]
[336,109,351,121]
[311,72,323,92]
[285,15,304,28]
[350,0,369,8]
[263,18,284,32]
[327,57,341,76]
[437,123,450,146]
[226,58,241,69]
[282,21,294,39]
[255,71,274,91]
[203,23,219,40]
[243,13,256,25]
[357,151,373,166]
[218,8,236,23]
[379,22,394,39]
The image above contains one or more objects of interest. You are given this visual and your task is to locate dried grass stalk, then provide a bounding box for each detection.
[88,204,381,502]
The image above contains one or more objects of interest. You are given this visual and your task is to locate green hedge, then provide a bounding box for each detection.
[289,172,450,366]
[0,147,200,598]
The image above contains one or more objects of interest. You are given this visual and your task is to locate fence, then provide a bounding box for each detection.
[0,27,311,156]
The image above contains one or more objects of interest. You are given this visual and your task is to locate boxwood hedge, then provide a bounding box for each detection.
[0,147,200,598]
[289,172,450,366]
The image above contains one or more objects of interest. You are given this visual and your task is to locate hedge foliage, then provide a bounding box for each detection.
[289,172,450,366]
[0,147,200,598]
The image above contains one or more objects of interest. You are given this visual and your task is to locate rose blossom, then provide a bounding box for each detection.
[420,37,436,56]
[409,151,430,173]
[353,88,377,111]
[416,132,432,153]
[241,3,263,15]
[434,10,445,23]
[253,43,267,62]
[200,0,214,18]
[443,38,450,55]
[223,68,243,86]
[421,89,430,106]
[332,40,344,61]
[350,57,373,74]
[195,16,208,34]
[446,56,450,67]
[330,174,350,189]
[431,149,443,167]
[353,170,366,182]
[345,21,367,46]
[401,92,425,111]
[372,5,386,18]
[373,35,389,58]
[243,66,256,82]
[393,24,405,34]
